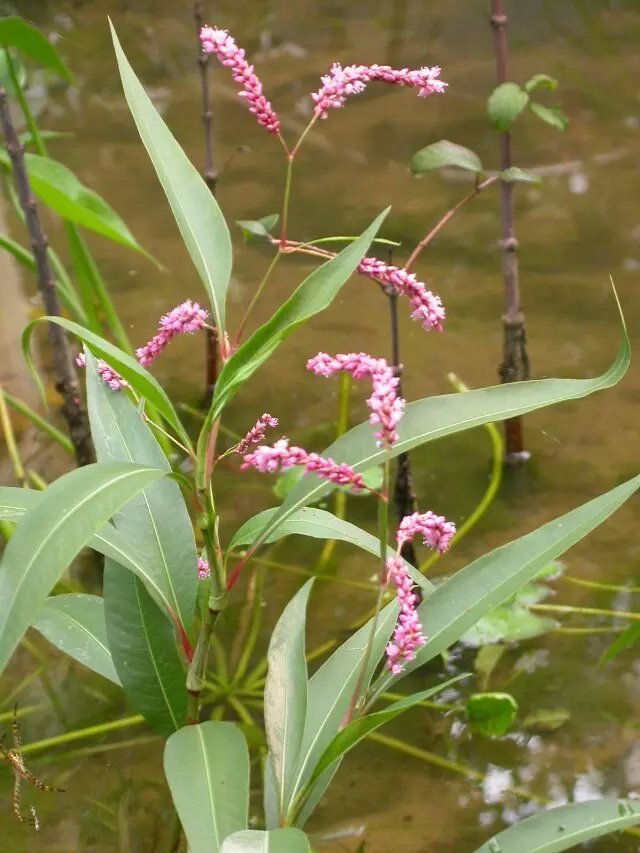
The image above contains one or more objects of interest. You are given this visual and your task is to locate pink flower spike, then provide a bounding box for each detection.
[136,300,208,367]
[358,257,445,332]
[197,557,210,580]
[306,352,405,449]
[385,555,426,674]
[241,437,365,491]
[312,62,446,120]
[75,352,128,392]
[397,511,456,554]
[200,26,280,135]
[236,414,279,455]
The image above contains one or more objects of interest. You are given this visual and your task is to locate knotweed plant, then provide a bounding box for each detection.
[0,20,638,853]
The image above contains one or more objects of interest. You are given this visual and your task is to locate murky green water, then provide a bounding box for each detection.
[2,0,640,850]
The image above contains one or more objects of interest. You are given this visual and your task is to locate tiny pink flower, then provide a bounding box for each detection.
[197,557,210,580]
[397,511,456,554]
[358,257,445,332]
[241,437,365,491]
[136,300,208,367]
[200,26,280,134]
[385,555,426,674]
[236,414,279,455]
[75,352,128,392]
[307,352,405,448]
[312,62,446,120]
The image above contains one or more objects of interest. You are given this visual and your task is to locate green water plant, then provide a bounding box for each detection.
[0,20,638,853]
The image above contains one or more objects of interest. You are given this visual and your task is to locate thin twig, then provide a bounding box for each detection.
[0,86,93,464]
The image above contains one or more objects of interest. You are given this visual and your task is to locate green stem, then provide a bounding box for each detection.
[2,715,145,759]
[278,116,317,245]
[561,575,640,595]
[529,603,640,622]
[5,49,43,154]
[0,385,25,485]
[233,250,281,344]
[2,388,74,454]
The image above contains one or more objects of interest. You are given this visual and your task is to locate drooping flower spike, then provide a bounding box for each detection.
[136,300,208,367]
[241,438,365,491]
[307,352,405,449]
[357,257,445,333]
[235,414,279,455]
[75,352,128,392]
[200,27,280,135]
[312,63,446,120]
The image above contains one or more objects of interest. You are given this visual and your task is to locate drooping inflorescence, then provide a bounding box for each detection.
[75,352,128,392]
[357,257,445,332]
[241,437,365,491]
[235,414,279,455]
[135,300,208,367]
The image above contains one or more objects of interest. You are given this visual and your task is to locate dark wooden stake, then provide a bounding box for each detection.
[0,86,93,466]
[491,0,530,465]
[193,1,220,403]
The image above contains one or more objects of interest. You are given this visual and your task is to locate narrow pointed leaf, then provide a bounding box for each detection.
[0,461,165,674]
[529,101,569,131]
[0,16,71,81]
[307,675,466,789]
[104,560,186,735]
[261,327,628,545]
[474,798,640,853]
[164,721,249,853]
[410,139,483,174]
[22,317,190,447]
[265,581,311,817]
[0,151,145,254]
[111,22,232,333]
[598,621,640,666]
[221,829,311,853]
[32,594,119,685]
[86,351,197,638]
[524,73,558,94]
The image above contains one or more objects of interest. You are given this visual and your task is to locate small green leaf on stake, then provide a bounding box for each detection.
[529,102,569,131]
[410,139,483,174]
[487,82,529,131]
[524,73,558,94]
[466,692,518,737]
[237,214,279,241]
[500,167,542,184]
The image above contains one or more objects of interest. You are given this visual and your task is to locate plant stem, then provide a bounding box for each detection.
[2,715,146,759]
[278,117,316,245]
[0,85,93,465]
[0,385,26,485]
[234,250,281,344]
[529,603,640,622]
[490,0,530,463]
[2,388,74,454]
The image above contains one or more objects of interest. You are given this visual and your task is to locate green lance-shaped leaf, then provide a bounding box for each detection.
[197,208,389,487]
[598,621,640,667]
[256,317,629,547]
[229,506,434,592]
[32,594,119,685]
[529,102,569,132]
[474,798,640,853]
[221,829,311,853]
[375,474,640,689]
[0,16,71,81]
[286,603,399,821]
[104,560,186,736]
[21,317,191,448]
[110,22,232,335]
[236,214,279,241]
[410,139,483,174]
[164,722,250,853]
[86,350,197,639]
[0,151,146,255]
[0,461,165,674]
[265,581,311,818]
[524,73,558,94]
[487,82,529,131]
[306,675,466,792]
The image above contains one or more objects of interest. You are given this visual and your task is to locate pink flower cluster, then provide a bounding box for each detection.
[200,26,280,134]
[397,511,456,554]
[241,437,365,491]
[197,557,210,580]
[136,300,208,367]
[312,63,446,119]
[358,257,445,332]
[385,555,426,675]
[75,352,128,392]
[235,414,279,455]
[307,352,405,448]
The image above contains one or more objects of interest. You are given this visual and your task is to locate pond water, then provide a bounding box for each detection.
[1,0,640,850]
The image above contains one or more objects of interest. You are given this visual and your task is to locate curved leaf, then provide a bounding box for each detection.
[261,327,629,546]
[32,593,119,685]
[86,350,197,638]
[598,621,640,667]
[0,461,165,674]
[164,721,249,853]
[474,798,640,853]
[0,16,71,81]
[221,829,310,853]
[265,581,311,818]
[410,139,483,174]
[466,692,518,737]
[487,82,529,131]
[21,317,190,447]
[104,560,186,735]
[529,101,569,132]
[110,22,232,334]
[524,73,558,94]
[0,151,145,254]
